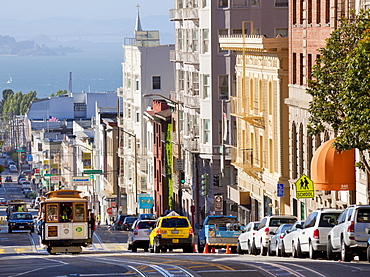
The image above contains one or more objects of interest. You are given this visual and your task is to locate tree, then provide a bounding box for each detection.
[50,90,67,97]
[307,9,370,174]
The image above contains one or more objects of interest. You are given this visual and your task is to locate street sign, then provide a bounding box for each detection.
[277,183,284,197]
[175,159,184,171]
[73,176,90,186]
[44,173,53,177]
[27,155,33,161]
[83,169,103,174]
[16,149,25,152]
[107,207,112,215]
[295,174,315,199]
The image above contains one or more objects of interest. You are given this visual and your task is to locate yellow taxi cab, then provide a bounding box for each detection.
[149,211,193,253]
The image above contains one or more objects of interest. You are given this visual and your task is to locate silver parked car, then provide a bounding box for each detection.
[127,219,157,252]
[268,223,292,256]
[327,205,370,262]
[237,221,260,254]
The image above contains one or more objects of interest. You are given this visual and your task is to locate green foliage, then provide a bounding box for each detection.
[307,9,370,173]
[50,90,67,97]
[165,124,173,209]
[1,90,37,118]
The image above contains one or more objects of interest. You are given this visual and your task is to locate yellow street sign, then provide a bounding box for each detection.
[295,174,315,199]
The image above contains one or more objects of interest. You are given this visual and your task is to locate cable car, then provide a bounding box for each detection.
[38,190,94,254]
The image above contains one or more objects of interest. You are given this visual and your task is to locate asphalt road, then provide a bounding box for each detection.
[1,169,370,276]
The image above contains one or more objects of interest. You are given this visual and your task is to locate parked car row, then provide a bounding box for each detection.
[237,206,370,263]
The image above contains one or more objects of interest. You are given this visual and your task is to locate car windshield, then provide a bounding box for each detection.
[270,218,297,227]
[319,213,341,227]
[161,217,189,228]
[125,217,138,223]
[357,209,370,223]
[11,213,32,220]
[138,221,156,229]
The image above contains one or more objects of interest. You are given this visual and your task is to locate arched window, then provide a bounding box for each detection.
[268,82,273,115]
[249,78,254,111]
[292,123,298,179]
[259,79,263,112]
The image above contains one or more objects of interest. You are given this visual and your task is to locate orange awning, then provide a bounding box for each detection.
[311,138,355,191]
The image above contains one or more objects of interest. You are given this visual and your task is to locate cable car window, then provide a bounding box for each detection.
[74,203,86,221]
[46,204,58,222]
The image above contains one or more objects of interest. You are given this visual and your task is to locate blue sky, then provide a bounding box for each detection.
[2,0,173,20]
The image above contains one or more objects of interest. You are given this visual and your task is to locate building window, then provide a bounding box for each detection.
[74,103,86,111]
[203,0,209,7]
[218,29,228,53]
[202,29,209,53]
[192,72,199,95]
[249,78,254,110]
[136,110,140,123]
[192,29,198,52]
[300,53,304,85]
[307,0,312,24]
[219,0,228,8]
[307,54,312,81]
[203,74,210,98]
[177,29,183,51]
[178,70,184,91]
[219,75,229,100]
[204,119,210,143]
[233,0,247,7]
[300,0,304,25]
[269,139,274,173]
[293,0,297,24]
[316,0,321,24]
[325,0,330,24]
[258,80,263,113]
[275,28,288,37]
[233,29,247,35]
[251,0,260,7]
[268,82,273,115]
[152,76,161,90]
[293,53,297,84]
[136,80,139,91]
[275,0,288,7]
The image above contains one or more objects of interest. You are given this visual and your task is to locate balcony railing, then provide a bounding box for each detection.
[230,146,263,172]
[169,9,183,21]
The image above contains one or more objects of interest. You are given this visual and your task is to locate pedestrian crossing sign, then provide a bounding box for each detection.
[295,174,315,199]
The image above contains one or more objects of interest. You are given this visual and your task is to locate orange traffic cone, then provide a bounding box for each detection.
[211,247,216,253]
[203,243,209,253]
[225,244,231,254]
[192,243,196,253]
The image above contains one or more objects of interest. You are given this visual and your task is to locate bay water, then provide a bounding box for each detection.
[0,41,123,99]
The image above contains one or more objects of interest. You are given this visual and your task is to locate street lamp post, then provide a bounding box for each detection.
[143,93,182,214]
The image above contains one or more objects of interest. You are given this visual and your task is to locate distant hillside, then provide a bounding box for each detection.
[0,16,174,45]
[0,35,62,56]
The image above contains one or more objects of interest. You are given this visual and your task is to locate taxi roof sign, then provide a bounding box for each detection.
[295,174,315,199]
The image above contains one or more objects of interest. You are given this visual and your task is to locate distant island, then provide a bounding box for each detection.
[0,35,82,56]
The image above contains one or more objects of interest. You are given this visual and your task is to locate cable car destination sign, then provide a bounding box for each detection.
[295,174,315,199]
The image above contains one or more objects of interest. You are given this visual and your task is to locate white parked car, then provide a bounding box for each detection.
[297,208,342,259]
[237,221,260,254]
[9,164,18,173]
[327,205,370,262]
[252,215,298,256]
[127,219,156,252]
[280,220,305,257]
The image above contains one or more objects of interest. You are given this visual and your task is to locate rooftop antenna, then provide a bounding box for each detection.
[68,72,72,93]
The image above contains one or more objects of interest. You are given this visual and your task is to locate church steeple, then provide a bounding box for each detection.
[135,4,143,32]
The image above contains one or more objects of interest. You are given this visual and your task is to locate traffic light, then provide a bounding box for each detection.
[213,175,220,186]
[201,173,208,196]
[180,171,185,184]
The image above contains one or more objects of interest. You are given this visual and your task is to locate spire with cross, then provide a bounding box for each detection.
[135,4,143,32]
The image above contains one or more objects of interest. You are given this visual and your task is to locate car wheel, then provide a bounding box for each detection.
[30,228,34,233]
[154,243,160,253]
[292,242,297,258]
[261,240,267,256]
[267,242,273,256]
[358,251,367,261]
[161,247,167,253]
[341,240,353,262]
[132,243,137,252]
[144,248,149,252]
[327,238,336,260]
[237,241,244,255]
[183,245,193,253]
[281,242,288,257]
[8,227,12,233]
[309,241,318,259]
[251,240,258,255]
[296,241,304,258]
